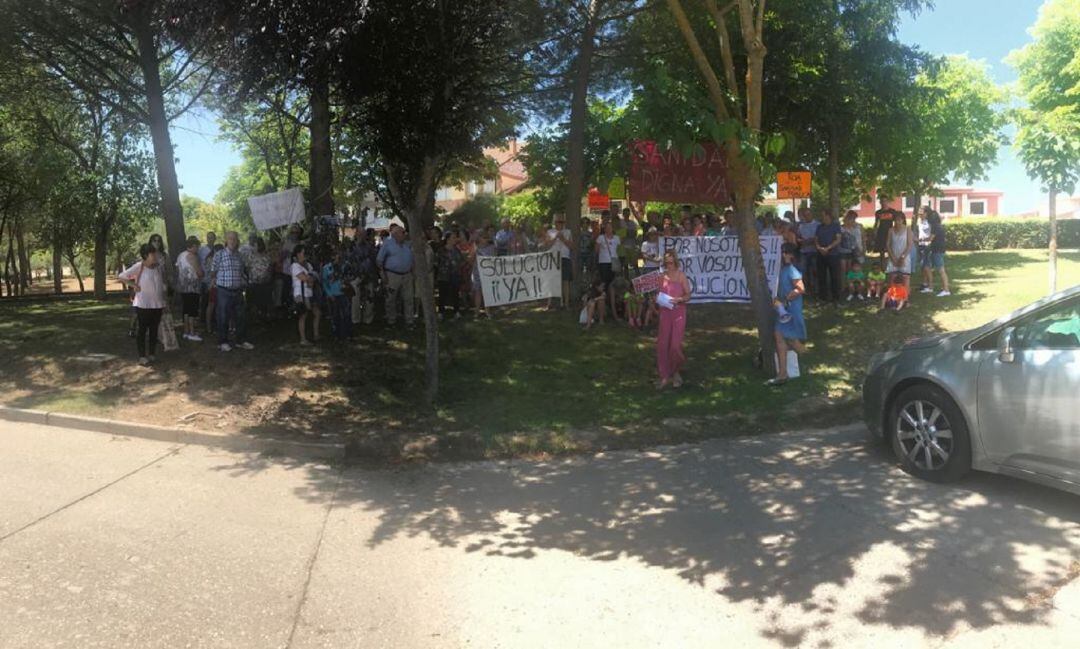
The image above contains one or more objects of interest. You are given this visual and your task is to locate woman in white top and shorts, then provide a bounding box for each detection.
[886,212,914,292]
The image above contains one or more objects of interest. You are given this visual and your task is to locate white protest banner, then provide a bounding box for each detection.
[659,235,782,303]
[365,215,392,231]
[247,187,305,231]
[477,250,562,307]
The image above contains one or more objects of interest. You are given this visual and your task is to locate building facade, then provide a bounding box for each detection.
[433,139,529,214]
[853,187,1004,219]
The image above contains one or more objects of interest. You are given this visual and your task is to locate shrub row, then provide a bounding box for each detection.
[944,218,1080,251]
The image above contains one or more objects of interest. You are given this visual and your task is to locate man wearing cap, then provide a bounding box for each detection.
[377,224,415,327]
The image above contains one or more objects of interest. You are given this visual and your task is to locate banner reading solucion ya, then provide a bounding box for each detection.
[659,235,782,303]
[478,250,563,307]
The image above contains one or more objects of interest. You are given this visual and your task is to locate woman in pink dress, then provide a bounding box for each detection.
[656,250,692,389]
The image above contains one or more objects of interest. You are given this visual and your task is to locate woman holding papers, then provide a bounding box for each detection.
[767,242,808,386]
[656,250,692,390]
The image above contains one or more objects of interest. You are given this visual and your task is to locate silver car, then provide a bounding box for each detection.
[863,284,1080,493]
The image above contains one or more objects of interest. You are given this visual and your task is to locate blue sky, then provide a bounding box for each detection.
[897,0,1047,215]
[172,0,1050,214]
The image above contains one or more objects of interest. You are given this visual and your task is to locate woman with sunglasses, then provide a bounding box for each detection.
[656,250,692,389]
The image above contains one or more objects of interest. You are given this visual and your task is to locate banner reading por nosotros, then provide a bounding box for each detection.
[659,235,782,304]
[478,250,563,307]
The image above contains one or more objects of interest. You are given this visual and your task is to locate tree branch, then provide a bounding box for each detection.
[703,0,740,97]
[665,0,731,123]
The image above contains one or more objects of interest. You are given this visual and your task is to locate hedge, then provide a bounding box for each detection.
[944,218,1080,251]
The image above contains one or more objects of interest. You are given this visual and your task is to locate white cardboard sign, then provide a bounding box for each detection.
[248,188,305,231]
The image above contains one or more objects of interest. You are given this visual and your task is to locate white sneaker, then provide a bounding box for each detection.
[920,287,933,294]
[937,290,951,297]
[846,294,854,302]
[236,342,254,350]
[219,343,232,352]
[137,357,150,366]
[188,333,203,342]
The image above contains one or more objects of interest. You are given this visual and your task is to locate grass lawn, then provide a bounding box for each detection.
[2,249,1078,461]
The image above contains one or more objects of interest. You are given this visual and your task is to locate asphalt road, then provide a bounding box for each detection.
[2,419,1079,648]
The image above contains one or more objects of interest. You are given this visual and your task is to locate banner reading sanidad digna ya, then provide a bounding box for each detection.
[477,250,563,307]
[659,235,782,303]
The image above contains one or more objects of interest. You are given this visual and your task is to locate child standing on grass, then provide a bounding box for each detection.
[881,274,909,312]
[866,263,887,299]
[610,275,630,322]
[845,261,866,302]
[624,288,644,328]
[580,277,606,330]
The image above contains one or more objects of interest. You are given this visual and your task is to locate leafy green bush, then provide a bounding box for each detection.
[944,218,1080,250]
[448,194,502,230]
[501,191,547,228]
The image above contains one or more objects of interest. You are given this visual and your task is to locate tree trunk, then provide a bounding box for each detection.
[666,0,774,374]
[386,159,440,404]
[132,12,186,265]
[1,214,10,297]
[826,127,840,220]
[68,252,85,293]
[731,161,777,377]
[308,78,335,220]
[93,221,112,299]
[5,234,16,298]
[563,0,601,299]
[15,219,29,290]
[1049,188,1057,294]
[52,228,63,294]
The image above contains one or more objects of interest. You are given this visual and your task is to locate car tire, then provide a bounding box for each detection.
[888,384,972,483]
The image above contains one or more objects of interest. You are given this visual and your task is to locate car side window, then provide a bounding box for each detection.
[1015,296,1080,350]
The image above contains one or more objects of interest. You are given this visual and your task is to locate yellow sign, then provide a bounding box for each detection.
[776,171,812,199]
[607,177,626,199]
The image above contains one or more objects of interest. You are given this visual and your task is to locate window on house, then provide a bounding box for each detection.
[969,200,986,215]
[939,199,956,214]
[904,195,917,209]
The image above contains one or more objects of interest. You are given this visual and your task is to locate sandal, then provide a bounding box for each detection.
[764,377,788,387]
[655,379,669,391]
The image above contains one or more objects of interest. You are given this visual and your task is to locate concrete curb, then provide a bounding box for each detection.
[0,405,345,461]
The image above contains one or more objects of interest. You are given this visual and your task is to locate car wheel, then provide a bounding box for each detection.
[888,384,971,483]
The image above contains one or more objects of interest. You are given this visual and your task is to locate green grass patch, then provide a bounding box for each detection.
[1,249,1077,459]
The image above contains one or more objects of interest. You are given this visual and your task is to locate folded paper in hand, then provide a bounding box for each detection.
[657,292,676,310]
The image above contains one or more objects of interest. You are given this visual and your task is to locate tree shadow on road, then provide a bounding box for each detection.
[212,426,1080,646]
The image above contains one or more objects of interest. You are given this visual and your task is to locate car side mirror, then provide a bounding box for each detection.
[999,326,1017,363]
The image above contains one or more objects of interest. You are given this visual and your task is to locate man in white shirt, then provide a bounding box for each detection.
[640,228,661,273]
[544,215,574,309]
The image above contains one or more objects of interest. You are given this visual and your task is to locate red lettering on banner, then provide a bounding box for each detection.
[628,141,732,205]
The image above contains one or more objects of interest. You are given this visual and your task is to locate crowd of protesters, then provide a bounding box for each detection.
[116,202,950,390]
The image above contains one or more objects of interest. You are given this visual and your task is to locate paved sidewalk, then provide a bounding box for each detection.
[2,419,1079,648]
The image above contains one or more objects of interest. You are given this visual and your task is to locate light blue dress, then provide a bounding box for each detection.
[776,263,807,341]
